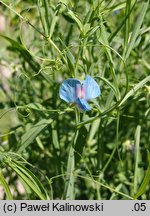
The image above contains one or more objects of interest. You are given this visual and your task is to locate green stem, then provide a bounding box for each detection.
[1,1,45,37]
[76,100,120,128]
[75,174,133,200]
[64,109,80,199]
[64,143,75,199]
[102,110,120,173]
[1,1,68,68]
[47,37,68,66]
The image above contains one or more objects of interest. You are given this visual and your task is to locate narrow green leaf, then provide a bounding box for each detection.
[107,2,126,13]
[17,118,54,153]
[96,76,118,100]
[133,125,143,194]
[134,153,150,199]
[97,17,120,100]
[59,38,75,74]
[74,126,88,165]
[64,145,75,200]
[49,16,59,38]
[109,0,137,42]
[0,35,40,72]
[124,0,149,61]
[12,160,48,198]
[25,103,46,111]
[10,166,45,199]
[51,122,60,151]
[0,171,13,200]
[110,183,123,200]
[43,0,51,35]
[65,10,83,32]
[66,50,75,73]
[64,130,79,200]
[119,75,150,107]
[0,34,52,84]
[85,26,100,38]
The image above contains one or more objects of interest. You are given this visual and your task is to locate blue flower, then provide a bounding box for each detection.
[59,75,101,111]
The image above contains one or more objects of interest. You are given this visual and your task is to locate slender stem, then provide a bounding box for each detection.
[102,110,120,173]
[74,39,84,77]
[43,0,50,35]
[1,1,46,37]
[76,100,120,128]
[124,0,131,48]
[96,119,103,199]
[47,38,62,55]
[0,1,68,68]
[0,1,24,19]
[75,174,133,200]
[64,142,75,199]
[64,109,80,199]
[47,37,68,67]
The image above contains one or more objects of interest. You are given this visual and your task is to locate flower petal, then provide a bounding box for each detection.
[83,75,100,100]
[59,78,81,103]
[76,98,91,111]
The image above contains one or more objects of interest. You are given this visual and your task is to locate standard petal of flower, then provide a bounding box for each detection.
[83,75,101,101]
[76,98,91,111]
[59,78,81,103]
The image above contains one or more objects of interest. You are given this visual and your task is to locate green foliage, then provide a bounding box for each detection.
[0,0,150,200]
